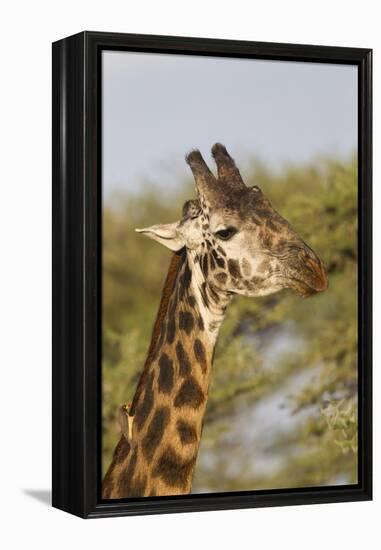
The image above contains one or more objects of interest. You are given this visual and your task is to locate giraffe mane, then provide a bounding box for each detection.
[130,248,186,415]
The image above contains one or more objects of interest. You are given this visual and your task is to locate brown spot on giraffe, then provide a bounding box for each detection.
[177,419,198,445]
[152,446,197,489]
[209,252,216,270]
[174,376,205,409]
[176,341,191,377]
[242,257,252,277]
[182,261,192,289]
[193,339,207,374]
[129,474,148,498]
[262,232,274,248]
[134,371,154,431]
[197,315,204,331]
[158,354,174,394]
[201,254,209,277]
[251,275,264,286]
[117,448,138,496]
[179,310,194,334]
[200,282,209,307]
[166,318,176,344]
[257,259,270,273]
[228,259,241,279]
[142,406,170,461]
[114,437,130,465]
[187,294,196,308]
[215,272,227,285]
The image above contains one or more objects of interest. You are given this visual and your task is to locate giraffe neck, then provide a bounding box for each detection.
[102,250,231,498]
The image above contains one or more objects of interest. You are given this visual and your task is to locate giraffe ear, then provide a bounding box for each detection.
[135,222,185,251]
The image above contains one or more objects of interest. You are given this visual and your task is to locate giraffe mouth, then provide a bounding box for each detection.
[291,279,323,297]
[290,256,328,297]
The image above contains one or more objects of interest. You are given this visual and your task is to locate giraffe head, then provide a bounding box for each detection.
[137,144,328,299]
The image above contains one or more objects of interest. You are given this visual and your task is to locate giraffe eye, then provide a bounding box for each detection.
[215,227,237,241]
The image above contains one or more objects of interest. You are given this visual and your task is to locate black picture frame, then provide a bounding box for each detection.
[52,31,372,519]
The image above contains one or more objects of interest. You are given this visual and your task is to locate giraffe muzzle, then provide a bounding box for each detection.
[286,244,328,297]
[293,250,328,296]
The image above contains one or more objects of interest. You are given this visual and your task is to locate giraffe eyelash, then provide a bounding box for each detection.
[214,227,237,241]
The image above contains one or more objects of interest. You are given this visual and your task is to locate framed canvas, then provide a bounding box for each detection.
[52,31,372,518]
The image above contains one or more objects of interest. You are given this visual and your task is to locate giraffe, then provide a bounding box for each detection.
[102,143,328,499]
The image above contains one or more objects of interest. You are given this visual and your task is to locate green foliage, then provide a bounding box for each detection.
[102,155,358,491]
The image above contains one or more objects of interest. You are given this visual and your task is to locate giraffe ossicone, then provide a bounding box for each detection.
[102,143,328,499]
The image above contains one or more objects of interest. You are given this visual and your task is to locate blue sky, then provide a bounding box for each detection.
[102,51,357,198]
